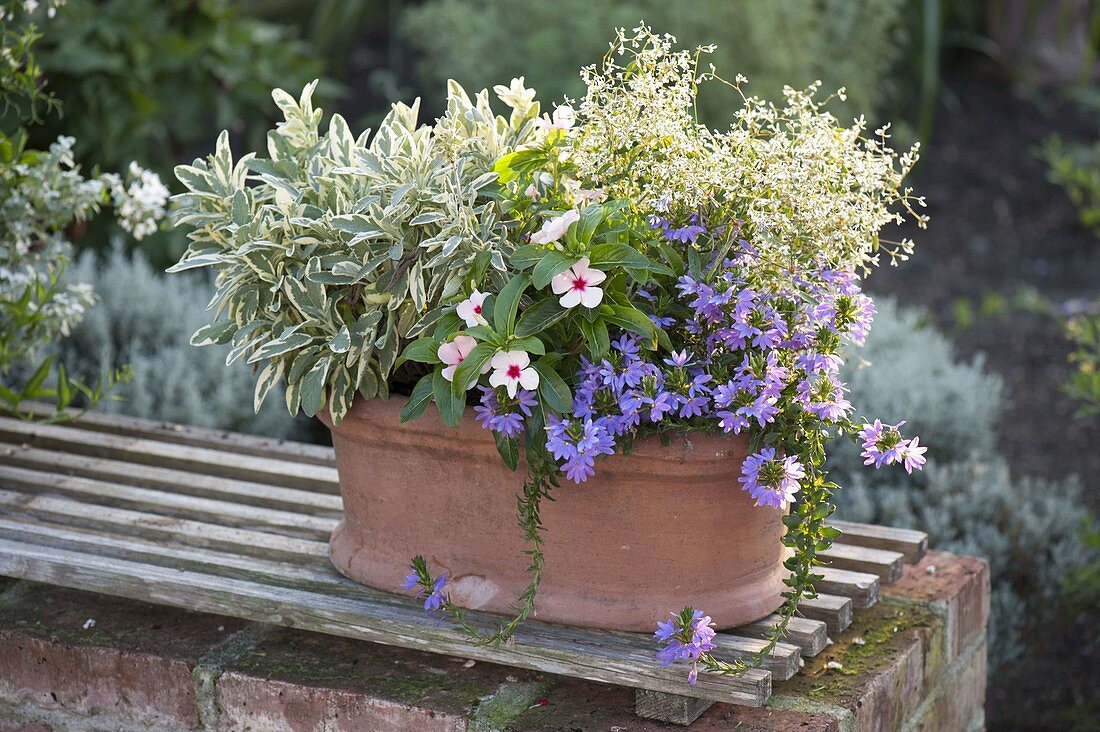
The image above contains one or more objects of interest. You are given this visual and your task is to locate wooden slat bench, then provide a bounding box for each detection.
[0,408,927,726]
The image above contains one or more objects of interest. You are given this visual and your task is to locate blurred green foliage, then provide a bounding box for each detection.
[27,0,329,182]
[1039,134,1100,237]
[401,0,912,129]
[1065,311,1100,417]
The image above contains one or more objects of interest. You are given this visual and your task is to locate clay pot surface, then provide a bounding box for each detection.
[324,396,787,632]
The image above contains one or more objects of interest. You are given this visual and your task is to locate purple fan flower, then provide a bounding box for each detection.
[474,386,536,438]
[545,416,617,483]
[739,448,804,510]
[654,610,717,686]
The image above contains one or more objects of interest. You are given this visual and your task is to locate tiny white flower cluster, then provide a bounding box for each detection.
[570,25,927,276]
[0,0,65,20]
[105,162,169,240]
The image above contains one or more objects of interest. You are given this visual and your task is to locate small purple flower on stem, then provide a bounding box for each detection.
[401,555,449,617]
[654,607,717,686]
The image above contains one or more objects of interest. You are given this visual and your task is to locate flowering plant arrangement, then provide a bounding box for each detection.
[171,26,927,684]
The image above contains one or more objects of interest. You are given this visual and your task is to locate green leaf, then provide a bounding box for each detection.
[253,361,283,412]
[509,244,545,271]
[397,337,440,365]
[432,368,466,428]
[588,243,650,270]
[400,374,435,423]
[21,356,53,399]
[603,305,658,342]
[190,320,237,347]
[247,332,314,363]
[532,360,572,413]
[451,342,496,396]
[578,317,610,360]
[531,252,577,290]
[514,297,568,337]
[329,326,352,354]
[300,357,330,418]
[492,274,530,336]
[166,254,222,273]
[508,336,545,356]
[494,431,520,471]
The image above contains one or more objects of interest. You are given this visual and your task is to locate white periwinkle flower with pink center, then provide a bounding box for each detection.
[437,335,486,387]
[551,257,606,309]
[489,350,539,397]
[455,289,489,328]
[530,209,580,245]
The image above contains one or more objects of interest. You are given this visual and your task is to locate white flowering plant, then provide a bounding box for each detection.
[172,26,928,684]
[1,0,167,417]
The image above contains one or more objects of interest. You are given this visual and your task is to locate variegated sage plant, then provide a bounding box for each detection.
[169,80,543,423]
[172,27,929,687]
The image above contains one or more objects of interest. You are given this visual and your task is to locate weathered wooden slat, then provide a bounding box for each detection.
[733,615,828,657]
[828,519,927,564]
[711,635,801,680]
[0,445,343,515]
[636,690,713,725]
[799,594,853,635]
[0,465,337,540]
[819,542,904,584]
[14,402,336,467]
[0,518,346,596]
[817,567,879,609]
[0,416,340,493]
[0,538,772,706]
[0,516,803,686]
[0,490,327,563]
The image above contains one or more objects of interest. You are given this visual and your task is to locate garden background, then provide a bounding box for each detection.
[6,1,1099,729]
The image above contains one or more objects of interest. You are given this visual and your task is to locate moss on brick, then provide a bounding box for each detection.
[0,582,243,659]
[774,602,939,702]
[225,628,543,717]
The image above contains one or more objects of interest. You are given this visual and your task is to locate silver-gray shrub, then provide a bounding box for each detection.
[54,246,303,439]
[832,298,1091,669]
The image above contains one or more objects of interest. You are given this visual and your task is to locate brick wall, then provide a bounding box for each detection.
[0,550,989,731]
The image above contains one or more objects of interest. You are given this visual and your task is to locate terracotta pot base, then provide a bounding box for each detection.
[322,397,788,632]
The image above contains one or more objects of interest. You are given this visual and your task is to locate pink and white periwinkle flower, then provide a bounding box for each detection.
[551,257,606,309]
[437,335,486,387]
[530,209,580,245]
[456,289,489,328]
[489,350,539,398]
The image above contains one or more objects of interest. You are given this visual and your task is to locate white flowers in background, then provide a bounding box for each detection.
[551,257,606,309]
[456,289,489,327]
[107,163,169,240]
[571,25,927,273]
[529,209,579,245]
[438,335,486,387]
[489,350,539,397]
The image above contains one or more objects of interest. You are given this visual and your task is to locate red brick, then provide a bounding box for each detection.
[883,551,990,658]
[216,627,540,732]
[905,635,987,731]
[850,631,925,732]
[0,582,244,729]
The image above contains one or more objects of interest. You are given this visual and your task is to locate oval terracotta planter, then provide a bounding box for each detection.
[322,396,788,632]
